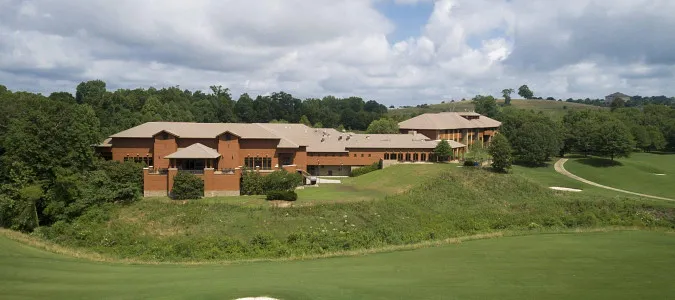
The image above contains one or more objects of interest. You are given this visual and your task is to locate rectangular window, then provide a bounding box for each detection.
[368,154,371,157]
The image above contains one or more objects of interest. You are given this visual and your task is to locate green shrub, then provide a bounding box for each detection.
[241,169,264,195]
[171,172,204,200]
[350,162,381,177]
[263,170,303,192]
[463,160,476,167]
[242,169,302,195]
[265,190,298,201]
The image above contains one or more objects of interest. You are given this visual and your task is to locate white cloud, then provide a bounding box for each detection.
[0,0,674,104]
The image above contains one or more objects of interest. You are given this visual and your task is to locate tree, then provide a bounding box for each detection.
[518,85,534,99]
[75,80,107,106]
[314,122,323,128]
[472,95,499,118]
[172,172,204,200]
[488,134,513,172]
[590,120,634,160]
[299,115,312,127]
[646,126,667,152]
[610,98,626,111]
[366,118,399,134]
[235,93,256,123]
[336,124,346,132]
[502,88,514,106]
[433,140,453,161]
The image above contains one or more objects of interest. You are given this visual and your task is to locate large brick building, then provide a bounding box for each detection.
[97,112,499,197]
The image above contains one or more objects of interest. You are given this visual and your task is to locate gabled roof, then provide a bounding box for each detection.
[110,122,279,139]
[164,143,221,159]
[398,112,501,130]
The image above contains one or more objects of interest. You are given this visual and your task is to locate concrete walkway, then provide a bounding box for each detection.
[554,158,674,202]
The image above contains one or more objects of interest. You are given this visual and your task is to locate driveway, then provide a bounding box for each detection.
[554,158,674,202]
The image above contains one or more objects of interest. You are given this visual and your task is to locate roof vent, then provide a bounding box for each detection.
[321,137,325,142]
[338,135,343,141]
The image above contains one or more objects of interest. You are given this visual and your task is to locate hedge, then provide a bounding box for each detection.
[172,172,204,200]
[350,161,381,177]
[265,190,298,201]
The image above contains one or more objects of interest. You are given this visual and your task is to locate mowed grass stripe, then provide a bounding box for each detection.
[565,153,675,199]
[2,230,675,300]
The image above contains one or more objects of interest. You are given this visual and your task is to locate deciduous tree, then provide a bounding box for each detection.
[518,85,534,99]
[488,134,513,172]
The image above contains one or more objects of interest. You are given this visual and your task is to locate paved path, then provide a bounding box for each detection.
[554,158,674,202]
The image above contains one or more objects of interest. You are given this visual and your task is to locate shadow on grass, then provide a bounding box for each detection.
[576,158,623,168]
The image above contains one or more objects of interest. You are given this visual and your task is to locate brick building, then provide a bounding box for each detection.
[398,112,501,147]
[96,122,469,197]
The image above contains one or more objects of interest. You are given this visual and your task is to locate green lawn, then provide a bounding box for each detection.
[512,163,640,199]
[389,99,604,120]
[564,153,675,199]
[161,163,454,206]
[2,230,674,299]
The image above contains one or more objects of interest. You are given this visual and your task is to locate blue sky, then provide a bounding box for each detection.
[376,1,434,42]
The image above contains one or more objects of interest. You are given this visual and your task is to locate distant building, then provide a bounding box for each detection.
[605,92,631,104]
[398,112,501,147]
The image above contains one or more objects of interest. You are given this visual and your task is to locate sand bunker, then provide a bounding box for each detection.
[549,187,582,192]
[654,174,667,176]
[236,297,279,300]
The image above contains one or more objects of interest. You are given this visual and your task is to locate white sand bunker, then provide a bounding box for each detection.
[549,187,582,192]
[236,297,279,300]
[654,174,667,176]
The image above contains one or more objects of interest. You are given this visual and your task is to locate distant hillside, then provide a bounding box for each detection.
[389,99,606,120]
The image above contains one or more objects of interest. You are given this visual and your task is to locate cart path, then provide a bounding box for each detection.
[554,158,674,202]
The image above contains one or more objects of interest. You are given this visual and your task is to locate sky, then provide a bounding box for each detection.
[1,0,674,106]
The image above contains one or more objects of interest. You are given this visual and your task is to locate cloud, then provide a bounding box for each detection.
[0,0,674,104]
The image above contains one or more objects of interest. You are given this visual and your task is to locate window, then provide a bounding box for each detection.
[368,154,371,157]
[398,153,403,160]
[354,154,357,157]
[405,153,411,161]
[244,157,272,170]
[384,153,389,160]
[361,154,364,157]
[421,153,427,161]
[413,153,419,161]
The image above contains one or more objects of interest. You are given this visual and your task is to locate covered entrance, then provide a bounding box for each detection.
[165,143,221,174]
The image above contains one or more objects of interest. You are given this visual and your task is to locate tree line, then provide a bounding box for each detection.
[473,95,675,166]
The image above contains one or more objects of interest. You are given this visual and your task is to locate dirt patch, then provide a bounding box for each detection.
[268,200,293,208]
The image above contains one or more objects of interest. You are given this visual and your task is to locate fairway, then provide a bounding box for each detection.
[564,153,675,199]
[2,230,674,299]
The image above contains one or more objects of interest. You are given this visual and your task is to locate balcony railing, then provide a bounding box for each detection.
[179,169,204,175]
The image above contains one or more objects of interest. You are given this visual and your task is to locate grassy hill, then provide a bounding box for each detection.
[2,229,675,299]
[33,164,675,262]
[389,99,605,120]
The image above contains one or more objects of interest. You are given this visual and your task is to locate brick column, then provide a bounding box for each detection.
[167,168,178,196]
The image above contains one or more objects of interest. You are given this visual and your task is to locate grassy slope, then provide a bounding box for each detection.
[389,99,604,120]
[564,153,675,199]
[36,164,675,262]
[2,230,675,299]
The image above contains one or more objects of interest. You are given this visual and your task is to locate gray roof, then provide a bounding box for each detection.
[110,122,279,139]
[165,143,221,159]
[398,112,501,130]
[107,122,468,153]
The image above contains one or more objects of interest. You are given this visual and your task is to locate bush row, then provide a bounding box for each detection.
[350,161,382,177]
[241,169,303,195]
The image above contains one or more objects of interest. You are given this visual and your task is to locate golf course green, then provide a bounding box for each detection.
[2,230,674,299]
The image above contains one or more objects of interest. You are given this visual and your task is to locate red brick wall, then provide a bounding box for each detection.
[111,138,153,161]
[218,135,241,169]
[239,139,283,167]
[153,135,178,169]
[177,138,218,149]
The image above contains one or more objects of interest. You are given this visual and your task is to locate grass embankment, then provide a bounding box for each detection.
[565,153,675,199]
[389,99,604,120]
[35,164,675,262]
[2,230,675,299]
